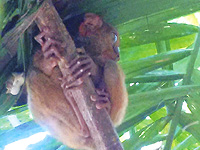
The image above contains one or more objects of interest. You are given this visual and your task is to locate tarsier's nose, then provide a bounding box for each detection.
[115,53,120,61]
[114,47,120,61]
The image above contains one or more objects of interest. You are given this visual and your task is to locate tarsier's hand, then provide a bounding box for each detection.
[91,88,111,113]
[35,27,64,60]
[61,53,98,89]
[34,27,67,75]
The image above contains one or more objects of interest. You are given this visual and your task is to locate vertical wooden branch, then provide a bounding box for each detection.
[35,0,123,149]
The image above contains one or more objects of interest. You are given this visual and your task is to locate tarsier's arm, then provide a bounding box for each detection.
[104,61,128,125]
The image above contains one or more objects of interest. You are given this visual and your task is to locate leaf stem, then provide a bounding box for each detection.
[164,27,200,150]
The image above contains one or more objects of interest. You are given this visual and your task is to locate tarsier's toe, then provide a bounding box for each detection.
[80,127,90,138]
[95,89,110,98]
[96,100,111,109]
[90,90,111,113]
[43,46,62,59]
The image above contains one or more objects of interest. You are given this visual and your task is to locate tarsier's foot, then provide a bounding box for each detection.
[61,55,93,89]
[91,89,111,113]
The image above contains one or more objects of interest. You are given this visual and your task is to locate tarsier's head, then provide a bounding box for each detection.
[79,13,120,64]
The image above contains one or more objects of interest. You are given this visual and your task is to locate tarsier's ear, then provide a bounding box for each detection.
[79,13,103,36]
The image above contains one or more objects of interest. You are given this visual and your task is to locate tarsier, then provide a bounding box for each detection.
[26,13,128,150]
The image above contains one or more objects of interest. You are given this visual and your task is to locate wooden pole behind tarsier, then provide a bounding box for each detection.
[35,0,124,149]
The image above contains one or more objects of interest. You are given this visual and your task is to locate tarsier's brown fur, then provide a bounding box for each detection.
[26,13,128,150]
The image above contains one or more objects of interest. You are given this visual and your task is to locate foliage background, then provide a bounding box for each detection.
[1,0,200,150]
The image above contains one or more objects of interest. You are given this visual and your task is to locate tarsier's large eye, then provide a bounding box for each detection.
[114,34,118,43]
[111,32,118,44]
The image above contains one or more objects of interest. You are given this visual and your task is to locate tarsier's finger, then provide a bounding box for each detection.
[95,89,110,97]
[34,32,46,45]
[72,63,92,79]
[63,73,90,88]
[61,79,81,89]
[96,100,111,112]
[34,27,50,45]
[66,55,88,69]
[90,95,109,102]
[90,95,97,101]
[42,38,62,52]
[43,46,62,59]
[41,38,52,52]
[68,59,91,74]
[61,80,68,89]
[64,77,85,88]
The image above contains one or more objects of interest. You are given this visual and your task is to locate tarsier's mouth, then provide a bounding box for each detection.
[115,56,120,61]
